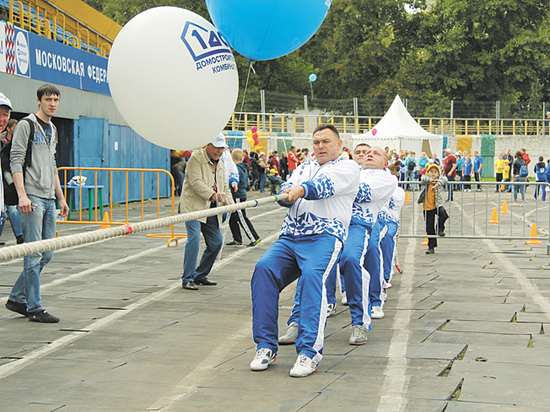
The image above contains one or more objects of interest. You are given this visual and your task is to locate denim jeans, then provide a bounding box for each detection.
[182,216,223,283]
[405,170,415,190]
[259,173,266,193]
[513,179,525,201]
[9,195,56,313]
[6,205,23,237]
[446,179,454,200]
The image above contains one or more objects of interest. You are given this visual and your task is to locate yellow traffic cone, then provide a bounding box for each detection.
[501,200,510,214]
[100,212,111,229]
[526,223,542,245]
[489,207,500,224]
[404,191,411,203]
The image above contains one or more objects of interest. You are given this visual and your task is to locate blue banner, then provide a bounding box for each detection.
[28,30,110,95]
[1,21,110,95]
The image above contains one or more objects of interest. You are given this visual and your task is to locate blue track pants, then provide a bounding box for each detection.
[251,234,341,365]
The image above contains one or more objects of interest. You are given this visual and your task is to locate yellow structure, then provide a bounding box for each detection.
[8,0,121,57]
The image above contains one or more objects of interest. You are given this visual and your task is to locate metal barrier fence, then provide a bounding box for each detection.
[57,167,184,246]
[227,112,550,136]
[399,181,550,254]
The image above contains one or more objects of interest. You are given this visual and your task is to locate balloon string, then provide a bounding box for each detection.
[237,61,254,132]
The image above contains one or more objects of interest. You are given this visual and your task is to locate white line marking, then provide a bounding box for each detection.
[0,229,281,383]
[376,237,415,412]
[149,231,282,411]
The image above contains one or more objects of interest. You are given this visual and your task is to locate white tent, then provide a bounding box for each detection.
[352,95,443,157]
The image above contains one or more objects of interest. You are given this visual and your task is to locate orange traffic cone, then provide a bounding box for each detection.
[404,191,411,203]
[100,212,111,229]
[526,223,542,245]
[489,207,500,224]
[421,234,429,245]
[501,200,510,214]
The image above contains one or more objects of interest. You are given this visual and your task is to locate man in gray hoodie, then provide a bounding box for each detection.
[5,84,69,323]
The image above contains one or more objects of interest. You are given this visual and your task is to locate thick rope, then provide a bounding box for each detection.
[0,194,288,262]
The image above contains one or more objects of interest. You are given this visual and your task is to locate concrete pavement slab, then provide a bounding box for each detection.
[1,194,550,411]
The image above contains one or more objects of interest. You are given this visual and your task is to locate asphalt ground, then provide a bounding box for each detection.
[1,187,549,412]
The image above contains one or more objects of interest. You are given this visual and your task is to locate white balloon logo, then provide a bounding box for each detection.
[108,7,239,150]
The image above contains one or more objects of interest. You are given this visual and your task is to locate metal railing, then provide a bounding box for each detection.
[227,112,550,136]
[57,167,185,246]
[8,0,113,57]
[399,181,550,254]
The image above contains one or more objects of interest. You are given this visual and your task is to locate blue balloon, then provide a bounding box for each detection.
[309,73,317,82]
[206,0,331,61]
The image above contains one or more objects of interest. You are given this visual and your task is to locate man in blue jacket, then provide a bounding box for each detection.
[473,151,484,192]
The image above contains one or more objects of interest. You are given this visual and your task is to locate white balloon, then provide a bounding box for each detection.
[108,7,239,150]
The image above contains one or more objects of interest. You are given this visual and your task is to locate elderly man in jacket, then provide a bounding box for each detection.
[180,133,234,290]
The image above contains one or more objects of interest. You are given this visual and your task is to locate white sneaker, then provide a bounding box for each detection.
[341,291,348,306]
[371,305,385,319]
[349,324,368,345]
[250,348,276,371]
[381,289,387,302]
[327,302,337,317]
[290,353,317,377]
[278,322,298,345]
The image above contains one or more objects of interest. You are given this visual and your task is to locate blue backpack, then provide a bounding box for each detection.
[519,162,528,178]
[535,163,547,181]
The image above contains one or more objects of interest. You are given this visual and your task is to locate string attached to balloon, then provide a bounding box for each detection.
[236,61,254,133]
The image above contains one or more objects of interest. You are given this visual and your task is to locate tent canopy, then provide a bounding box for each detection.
[352,95,443,157]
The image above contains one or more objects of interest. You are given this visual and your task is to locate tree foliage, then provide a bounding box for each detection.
[83,0,550,112]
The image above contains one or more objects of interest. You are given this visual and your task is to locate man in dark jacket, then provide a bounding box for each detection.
[226,148,261,247]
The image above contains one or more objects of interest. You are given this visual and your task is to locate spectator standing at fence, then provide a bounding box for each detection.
[512,151,527,206]
[269,150,280,174]
[521,148,531,167]
[494,153,506,192]
[249,124,359,377]
[6,84,69,322]
[171,157,186,197]
[521,148,531,191]
[250,152,259,190]
[502,160,511,192]
[473,151,483,191]
[287,146,299,177]
[404,151,416,191]
[534,156,547,201]
[180,133,234,291]
[462,153,472,191]
[420,164,448,254]
[0,117,24,245]
[443,149,456,201]
[503,149,513,191]
[243,149,251,172]
[454,152,463,191]
[258,152,268,193]
[227,148,261,247]
[432,152,440,165]
[418,152,429,176]
[279,151,288,181]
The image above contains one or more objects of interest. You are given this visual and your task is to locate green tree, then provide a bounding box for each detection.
[399,0,550,103]
[298,0,415,102]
